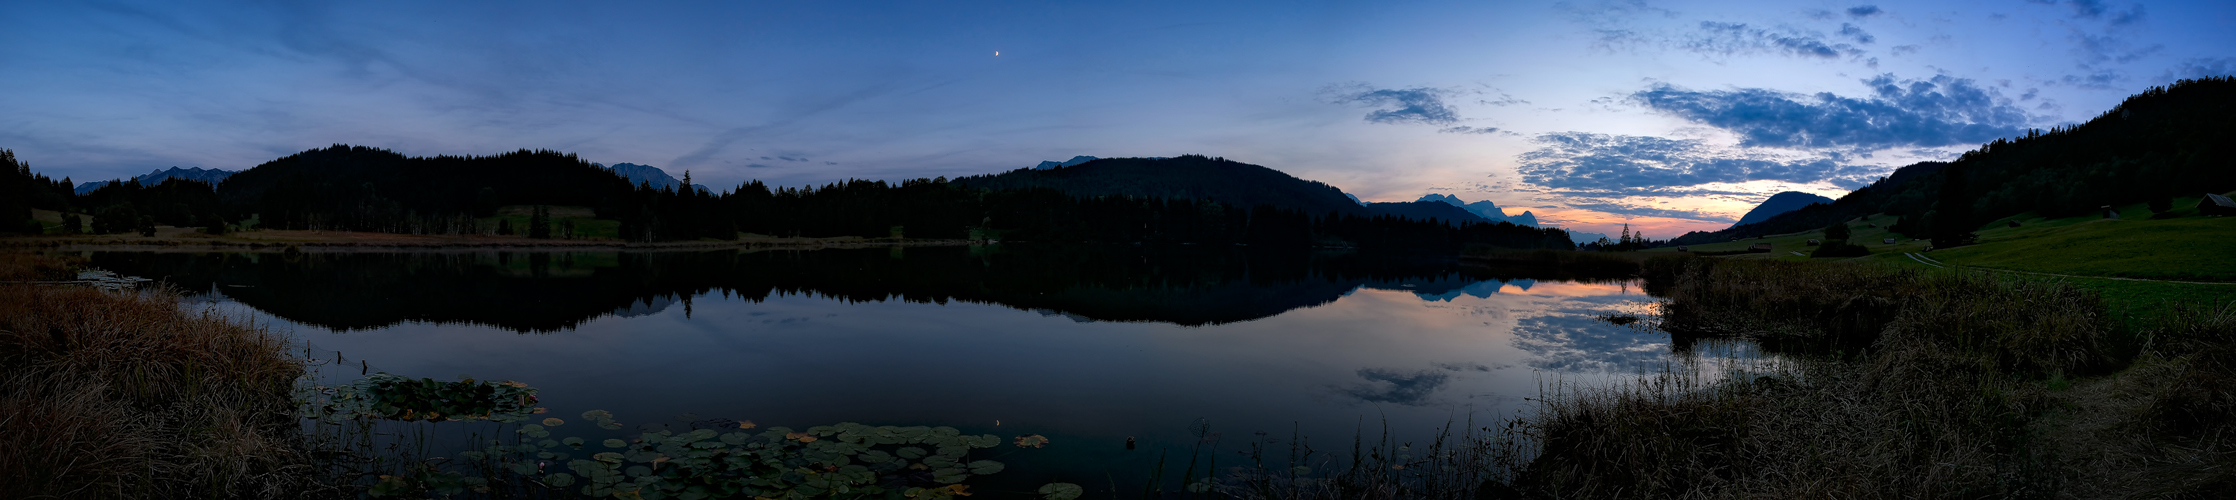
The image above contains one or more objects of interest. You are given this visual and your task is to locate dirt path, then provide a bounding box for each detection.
[1902,252,2236,285]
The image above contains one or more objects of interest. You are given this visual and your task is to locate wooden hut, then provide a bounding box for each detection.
[2199,193,2236,216]
[2102,205,2120,219]
[1748,243,1773,253]
[1677,246,1689,252]
[2007,220,2021,228]
[1882,238,1896,244]
[1806,239,1821,246]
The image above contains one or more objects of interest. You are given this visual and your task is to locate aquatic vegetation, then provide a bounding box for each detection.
[553,421,1027,499]
[295,371,1064,499]
[295,373,543,423]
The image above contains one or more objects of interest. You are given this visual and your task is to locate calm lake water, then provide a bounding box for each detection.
[90,246,1735,491]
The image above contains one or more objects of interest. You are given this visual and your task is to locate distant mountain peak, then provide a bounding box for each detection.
[75,166,236,194]
[1032,156,1102,170]
[606,162,712,193]
[1411,193,1529,225]
[1731,191,1835,229]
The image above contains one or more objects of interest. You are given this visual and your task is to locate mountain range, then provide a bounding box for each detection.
[1730,191,1835,229]
[1671,77,2235,245]
[74,167,235,194]
[1415,193,1538,226]
[606,163,712,193]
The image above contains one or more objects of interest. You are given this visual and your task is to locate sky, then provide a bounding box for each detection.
[3,1,2231,238]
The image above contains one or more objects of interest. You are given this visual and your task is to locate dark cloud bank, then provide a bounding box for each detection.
[1630,74,2030,150]
[1516,132,1886,194]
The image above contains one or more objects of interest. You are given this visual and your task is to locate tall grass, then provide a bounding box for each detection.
[0,252,316,498]
[1489,256,2236,498]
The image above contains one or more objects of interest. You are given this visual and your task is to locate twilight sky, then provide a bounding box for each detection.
[3,1,2231,237]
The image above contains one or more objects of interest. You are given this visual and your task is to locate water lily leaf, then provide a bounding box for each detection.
[736,420,756,429]
[719,432,749,445]
[932,468,969,484]
[543,417,565,427]
[563,437,585,448]
[895,447,927,459]
[968,460,1004,475]
[593,452,625,463]
[857,450,893,464]
[626,465,652,478]
[604,439,629,449]
[1014,434,1050,448]
[1038,482,1084,500]
[545,473,576,487]
[965,434,1000,448]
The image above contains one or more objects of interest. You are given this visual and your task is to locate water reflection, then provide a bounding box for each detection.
[86,246,1735,490]
[89,247,1612,331]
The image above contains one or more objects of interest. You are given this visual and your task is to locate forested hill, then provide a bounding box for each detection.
[217,145,636,230]
[1673,76,2236,245]
[951,155,1372,217]
[10,144,1575,251]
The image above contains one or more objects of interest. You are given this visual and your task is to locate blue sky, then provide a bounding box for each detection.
[3,0,2230,236]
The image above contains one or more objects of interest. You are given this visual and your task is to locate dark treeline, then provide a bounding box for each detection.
[87,247,1575,332]
[0,148,77,234]
[1675,77,2236,245]
[9,145,1573,251]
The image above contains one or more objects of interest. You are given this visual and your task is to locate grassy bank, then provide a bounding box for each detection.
[0,253,315,498]
[1489,256,2236,498]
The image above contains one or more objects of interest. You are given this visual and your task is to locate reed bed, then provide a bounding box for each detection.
[1490,256,2236,499]
[0,252,315,498]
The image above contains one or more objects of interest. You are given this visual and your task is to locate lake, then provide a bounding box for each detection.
[87,246,1739,492]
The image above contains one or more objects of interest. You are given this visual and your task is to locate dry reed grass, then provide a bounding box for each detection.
[0,252,314,498]
[1494,257,2236,499]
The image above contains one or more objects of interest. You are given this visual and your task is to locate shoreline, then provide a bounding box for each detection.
[0,230,974,253]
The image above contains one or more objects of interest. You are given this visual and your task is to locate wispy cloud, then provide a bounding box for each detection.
[2162,57,2236,82]
[1846,5,1883,18]
[1683,22,1862,59]
[1516,132,1889,195]
[1338,368,1449,405]
[1630,74,2029,150]
[1439,126,1502,135]
[1329,86,1461,125]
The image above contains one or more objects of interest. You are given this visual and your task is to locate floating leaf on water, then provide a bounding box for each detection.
[625,465,652,478]
[965,434,1000,448]
[857,450,893,464]
[582,410,613,421]
[563,437,585,448]
[1014,434,1050,448]
[895,447,927,459]
[603,439,628,449]
[785,432,818,443]
[931,468,969,484]
[543,417,564,427]
[737,420,756,429]
[545,473,576,487]
[967,460,1005,475]
[1038,483,1084,500]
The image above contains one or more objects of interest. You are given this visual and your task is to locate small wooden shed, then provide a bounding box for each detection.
[1677,246,1689,252]
[2199,193,2236,216]
[1806,239,1821,246]
[2102,205,2120,219]
[1749,243,1773,253]
[2007,220,2021,228]
[1882,238,1897,244]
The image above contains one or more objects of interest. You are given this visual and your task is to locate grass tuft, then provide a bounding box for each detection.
[0,252,314,498]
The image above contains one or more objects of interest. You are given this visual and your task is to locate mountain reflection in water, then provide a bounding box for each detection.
[86,246,1729,491]
[88,246,1626,332]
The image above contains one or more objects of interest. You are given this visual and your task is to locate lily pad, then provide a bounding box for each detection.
[968,460,1005,475]
[1014,434,1050,448]
[1038,482,1084,500]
